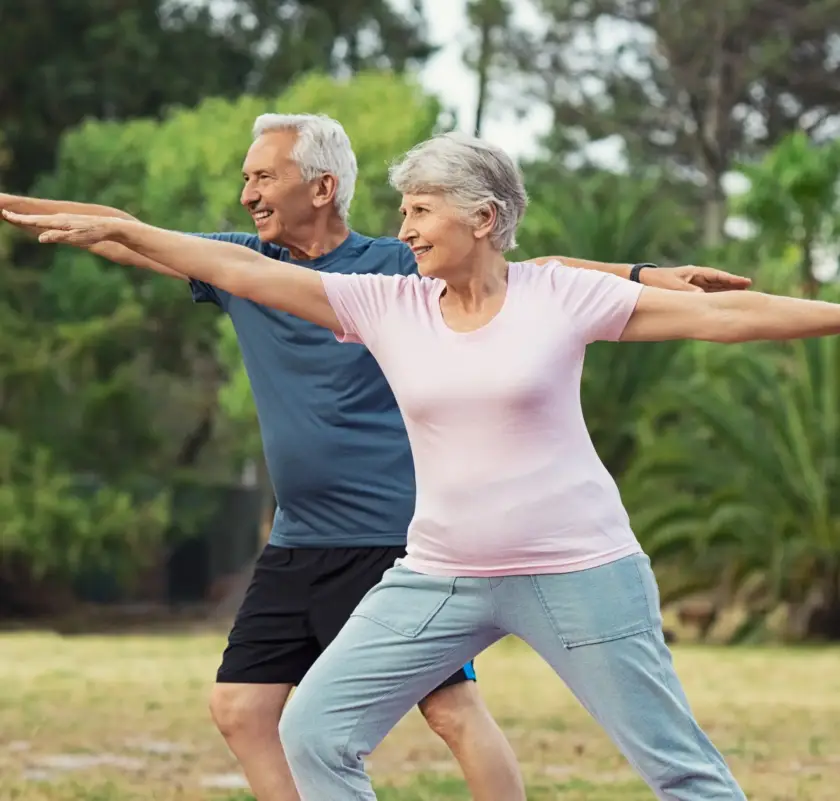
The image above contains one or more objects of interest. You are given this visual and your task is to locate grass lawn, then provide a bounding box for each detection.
[0,632,838,800]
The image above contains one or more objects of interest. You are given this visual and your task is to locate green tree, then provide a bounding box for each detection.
[463,0,513,136]
[231,0,434,85]
[1,72,441,593]
[734,132,840,297]
[625,333,840,640]
[0,0,435,194]
[514,0,840,247]
[0,0,254,192]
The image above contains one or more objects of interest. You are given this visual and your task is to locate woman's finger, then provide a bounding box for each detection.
[38,230,72,243]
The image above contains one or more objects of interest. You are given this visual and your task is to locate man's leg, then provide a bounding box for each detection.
[498,556,747,800]
[311,549,524,800]
[209,545,324,801]
[418,678,526,801]
[210,683,298,801]
[283,566,503,800]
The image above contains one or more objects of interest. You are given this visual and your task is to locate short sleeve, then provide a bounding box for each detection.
[545,260,643,343]
[190,277,229,309]
[320,272,397,346]
[186,232,274,311]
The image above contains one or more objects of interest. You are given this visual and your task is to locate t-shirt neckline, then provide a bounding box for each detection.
[432,262,517,338]
[281,230,362,269]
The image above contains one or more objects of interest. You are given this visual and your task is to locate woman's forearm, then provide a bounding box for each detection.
[109,219,340,330]
[713,290,840,342]
[111,219,264,291]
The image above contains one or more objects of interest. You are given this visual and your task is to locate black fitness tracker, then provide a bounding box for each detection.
[629,263,658,283]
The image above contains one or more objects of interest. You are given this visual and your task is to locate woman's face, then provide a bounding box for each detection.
[398,193,488,277]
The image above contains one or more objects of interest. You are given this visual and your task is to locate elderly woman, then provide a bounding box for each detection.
[7,132,839,800]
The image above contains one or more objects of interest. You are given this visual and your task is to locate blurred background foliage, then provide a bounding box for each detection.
[2,0,840,639]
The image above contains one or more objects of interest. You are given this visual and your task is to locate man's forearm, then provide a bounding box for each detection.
[0,192,138,221]
[0,193,187,279]
[531,255,631,279]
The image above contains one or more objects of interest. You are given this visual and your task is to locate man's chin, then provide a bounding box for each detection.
[254,225,280,243]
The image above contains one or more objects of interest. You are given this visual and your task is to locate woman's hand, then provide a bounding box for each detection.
[1,210,127,247]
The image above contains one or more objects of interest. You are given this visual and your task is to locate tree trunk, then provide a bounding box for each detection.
[700,7,726,250]
[473,13,493,136]
[801,227,819,298]
[702,175,725,249]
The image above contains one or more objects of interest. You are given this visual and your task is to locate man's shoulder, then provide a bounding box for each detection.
[343,232,417,277]
[193,231,283,257]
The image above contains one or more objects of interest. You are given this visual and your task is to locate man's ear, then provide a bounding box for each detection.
[312,173,338,210]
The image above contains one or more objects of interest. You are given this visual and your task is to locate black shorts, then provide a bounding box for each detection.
[217,544,477,692]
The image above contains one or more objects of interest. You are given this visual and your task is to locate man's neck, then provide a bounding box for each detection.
[279,218,351,261]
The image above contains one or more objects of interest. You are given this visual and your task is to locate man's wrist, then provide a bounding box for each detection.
[630,263,658,283]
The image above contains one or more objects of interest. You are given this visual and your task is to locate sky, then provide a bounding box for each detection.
[196,0,553,157]
[392,0,553,159]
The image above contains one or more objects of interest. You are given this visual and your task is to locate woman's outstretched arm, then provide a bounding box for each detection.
[2,211,342,333]
[621,285,840,343]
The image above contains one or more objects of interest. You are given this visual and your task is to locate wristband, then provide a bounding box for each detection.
[630,263,658,283]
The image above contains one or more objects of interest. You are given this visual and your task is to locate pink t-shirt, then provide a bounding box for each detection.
[321,260,644,577]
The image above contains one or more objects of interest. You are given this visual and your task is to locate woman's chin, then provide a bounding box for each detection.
[416,260,445,278]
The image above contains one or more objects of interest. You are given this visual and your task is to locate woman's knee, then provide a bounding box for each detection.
[209,682,291,741]
[280,691,343,767]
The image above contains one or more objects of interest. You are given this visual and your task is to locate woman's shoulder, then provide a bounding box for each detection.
[337,270,439,304]
[510,258,572,278]
[508,259,571,289]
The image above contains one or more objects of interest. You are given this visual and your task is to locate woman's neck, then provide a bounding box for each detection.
[442,252,509,312]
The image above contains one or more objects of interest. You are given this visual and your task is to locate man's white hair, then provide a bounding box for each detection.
[252,113,358,222]
[388,132,528,251]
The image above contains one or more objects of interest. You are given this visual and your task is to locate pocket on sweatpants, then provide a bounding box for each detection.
[350,564,457,638]
[531,554,656,649]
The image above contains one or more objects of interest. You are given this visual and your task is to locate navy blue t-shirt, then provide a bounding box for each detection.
[190,231,418,548]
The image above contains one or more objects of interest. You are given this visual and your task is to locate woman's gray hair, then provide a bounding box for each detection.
[252,113,358,222]
[388,132,528,251]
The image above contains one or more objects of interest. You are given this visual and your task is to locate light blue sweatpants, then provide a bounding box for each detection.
[280,554,747,800]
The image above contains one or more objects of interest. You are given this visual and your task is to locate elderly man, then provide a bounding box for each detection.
[0,113,750,801]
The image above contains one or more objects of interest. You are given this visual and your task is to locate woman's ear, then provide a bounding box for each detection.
[473,203,498,241]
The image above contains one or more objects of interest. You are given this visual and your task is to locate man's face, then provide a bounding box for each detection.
[240,130,317,243]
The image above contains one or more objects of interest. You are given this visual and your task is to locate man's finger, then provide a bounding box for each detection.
[706,269,752,287]
[2,210,59,229]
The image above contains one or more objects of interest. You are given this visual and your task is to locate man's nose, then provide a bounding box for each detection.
[241,183,259,207]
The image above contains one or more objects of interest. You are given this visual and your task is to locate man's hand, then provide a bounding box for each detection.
[1,210,126,247]
[643,266,752,293]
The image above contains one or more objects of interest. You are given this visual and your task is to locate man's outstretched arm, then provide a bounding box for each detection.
[0,192,187,280]
[529,255,752,293]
